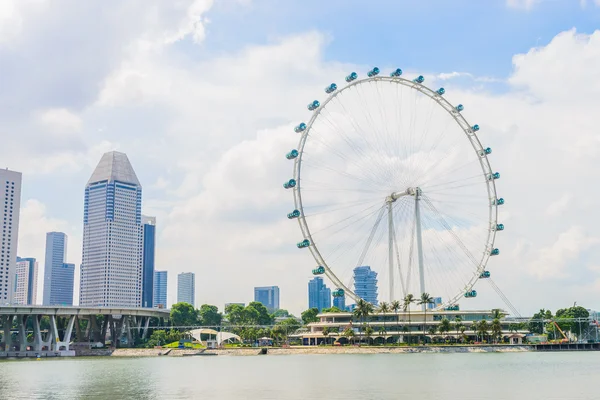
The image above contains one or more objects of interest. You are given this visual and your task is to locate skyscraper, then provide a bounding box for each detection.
[177,272,195,306]
[43,232,75,306]
[0,168,22,304]
[141,216,156,308]
[427,297,442,310]
[254,286,280,311]
[14,257,38,305]
[308,277,331,312]
[153,270,167,308]
[80,151,143,307]
[353,266,378,305]
[333,294,345,311]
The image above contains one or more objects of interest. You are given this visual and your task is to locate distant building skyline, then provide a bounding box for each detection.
[43,232,74,306]
[1,169,22,304]
[142,216,156,308]
[427,297,442,310]
[353,266,378,306]
[308,277,331,312]
[14,257,38,305]
[153,270,167,308]
[177,272,195,306]
[333,294,345,311]
[80,151,144,307]
[254,286,280,311]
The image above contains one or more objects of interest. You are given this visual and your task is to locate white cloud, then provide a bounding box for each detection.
[38,108,82,135]
[546,193,572,216]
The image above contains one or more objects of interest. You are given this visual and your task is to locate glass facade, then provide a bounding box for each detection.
[14,257,38,305]
[353,266,378,305]
[142,216,156,308]
[43,232,74,306]
[80,151,144,307]
[177,272,195,306]
[308,277,331,311]
[333,294,346,310]
[254,286,280,311]
[153,270,167,308]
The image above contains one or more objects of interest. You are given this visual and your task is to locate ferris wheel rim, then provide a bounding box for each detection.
[291,74,499,309]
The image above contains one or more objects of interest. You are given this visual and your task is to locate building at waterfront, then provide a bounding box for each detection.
[308,277,331,312]
[0,169,22,304]
[80,151,144,307]
[13,257,38,305]
[153,270,167,308]
[353,266,378,306]
[177,272,195,306]
[43,232,75,306]
[333,293,345,310]
[141,216,156,308]
[254,286,280,311]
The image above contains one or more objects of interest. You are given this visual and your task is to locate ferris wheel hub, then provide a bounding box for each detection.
[386,187,422,203]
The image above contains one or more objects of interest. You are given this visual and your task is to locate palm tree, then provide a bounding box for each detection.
[322,327,330,345]
[459,325,467,343]
[343,328,355,345]
[391,300,402,338]
[417,293,434,344]
[428,326,437,343]
[491,309,505,320]
[477,320,490,343]
[364,326,374,345]
[378,326,387,345]
[354,299,374,342]
[491,319,502,344]
[403,294,415,344]
[454,316,463,344]
[378,302,390,340]
[439,318,451,342]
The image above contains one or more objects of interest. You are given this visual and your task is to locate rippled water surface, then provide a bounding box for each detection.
[0,352,598,399]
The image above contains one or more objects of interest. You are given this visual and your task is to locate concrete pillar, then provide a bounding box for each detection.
[75,316,83,342]
[59,315,76,351]
[142,317,150,340]
[17,315,28,351]
[33,315,43,351]
[84,317,91,341]
[102,316,110,345]
[50,315,60,351]
[1,315,12,351]
[125,317,133,347]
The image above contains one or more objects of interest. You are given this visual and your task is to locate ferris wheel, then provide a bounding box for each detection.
[284,67,504,310]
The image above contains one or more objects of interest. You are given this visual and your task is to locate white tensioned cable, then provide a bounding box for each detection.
[291,73,499,305]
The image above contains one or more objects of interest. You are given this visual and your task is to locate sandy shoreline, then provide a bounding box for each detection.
[83,345,532,357]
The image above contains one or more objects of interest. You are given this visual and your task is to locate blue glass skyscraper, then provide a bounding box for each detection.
[333,294,345,311]
[153,270,167,308]
[142,216,156,308]
[254,286,280,311]
[43,232,74,306]
[308,277,331,312]
[353,266,378,305]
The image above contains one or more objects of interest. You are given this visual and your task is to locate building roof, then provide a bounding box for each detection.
[87,151,141,186]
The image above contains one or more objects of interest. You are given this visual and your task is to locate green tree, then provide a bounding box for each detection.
[391,300,402,337]
[417,293,434,344]
[403,294,415,344]
[147,330,168,347]
[459,325,467,343]
[301,308,320,325]
[491,319,502,343]
[354,299,374,339]
[198,304,222,327]
[428,326,437,342]
[247,302,274,325]
[170,302,199,328]
[454,316,463,343]
[321,306,343,313]
[273,309,290,318]
[556,306,590,337]
[343,328,355,345]
[322,327,330,345]
[529,309,552,334]
[364,326,374,345]
[491,309,505,320]
[378,325,387,344]
[225,304,246,325]
[477,320,490,342]
[439,318,451,338]
[272,317,301,343]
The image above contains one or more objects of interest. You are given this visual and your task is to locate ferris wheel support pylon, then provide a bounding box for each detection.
[387,201,394,303]
[415,189,426,311]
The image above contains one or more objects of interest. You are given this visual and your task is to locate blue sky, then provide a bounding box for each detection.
[2,0,600,315]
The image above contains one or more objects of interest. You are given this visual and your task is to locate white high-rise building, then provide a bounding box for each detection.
[80,152,143,307]
[14,257,38,305]
[0,169,22,304]
[177,272,195,306]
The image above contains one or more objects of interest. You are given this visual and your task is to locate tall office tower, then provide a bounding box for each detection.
[141,216,156,308]
[43,232,74,305]
[0,169,22,304]
[14,257,38,305]
[80,151,143,307]
[353,266,379,306]
[308,277,331,312]
[177,272,195,306]
[254,286,280,311]
[427,297,442,310]
[153,270,167,308]
[333,293,345,311]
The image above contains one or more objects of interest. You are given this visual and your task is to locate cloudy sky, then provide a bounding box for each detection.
[2,0,600,316]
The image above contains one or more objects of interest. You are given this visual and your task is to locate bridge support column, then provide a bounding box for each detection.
[1,315,13,351]
[33,315,43,351]
[55,315,75,351]
[17,315,28,351]
[142,317,150,340]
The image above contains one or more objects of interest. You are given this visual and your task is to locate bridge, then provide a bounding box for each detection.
[0,306,170,357]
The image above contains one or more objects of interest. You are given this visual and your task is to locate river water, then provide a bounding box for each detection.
[0,352,597,399]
